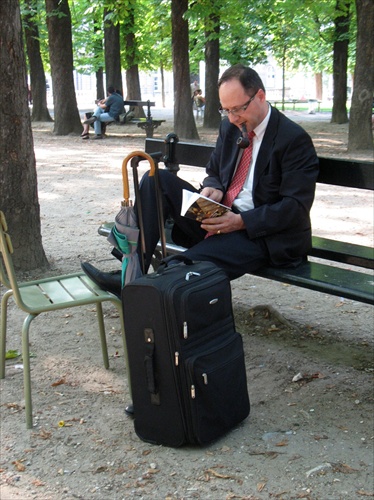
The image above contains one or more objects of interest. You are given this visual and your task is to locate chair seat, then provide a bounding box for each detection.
[17,272,118,311]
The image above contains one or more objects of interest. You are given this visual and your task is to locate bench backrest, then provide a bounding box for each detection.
[145,137,374,190]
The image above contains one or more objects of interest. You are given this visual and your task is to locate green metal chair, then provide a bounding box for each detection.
[0,211,129,429]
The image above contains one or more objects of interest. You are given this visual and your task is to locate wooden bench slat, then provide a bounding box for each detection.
[98,222,373,304]
[145,138,374,190]
[311,236,374,269]
[254,261,374,305]
[123,100,156,107]
[317,157,374,190]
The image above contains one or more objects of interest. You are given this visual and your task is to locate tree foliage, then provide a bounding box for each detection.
[14,0,373,146]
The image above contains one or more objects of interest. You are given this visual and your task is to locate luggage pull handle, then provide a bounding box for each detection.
[157,254,195,275]
[144,328,160,405]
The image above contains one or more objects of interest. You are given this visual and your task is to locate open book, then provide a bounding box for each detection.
[181,189,230,222]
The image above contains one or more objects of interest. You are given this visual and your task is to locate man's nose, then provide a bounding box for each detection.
[228,113,240,124]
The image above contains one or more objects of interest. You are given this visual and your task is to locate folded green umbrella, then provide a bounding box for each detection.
[108,208,141,286]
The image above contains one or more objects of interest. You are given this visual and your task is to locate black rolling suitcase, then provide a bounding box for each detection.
[121,153,250,447]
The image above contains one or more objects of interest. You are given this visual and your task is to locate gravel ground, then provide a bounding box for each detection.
[1,112,373,500]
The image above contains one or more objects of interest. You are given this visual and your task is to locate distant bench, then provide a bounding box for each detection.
[99,135,374,305]
[122,100,165,138]
[269,99,322,113]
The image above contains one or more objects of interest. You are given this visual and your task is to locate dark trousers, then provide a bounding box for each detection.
[136,170,269,280]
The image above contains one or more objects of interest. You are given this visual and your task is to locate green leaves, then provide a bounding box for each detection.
[5,350,21,359]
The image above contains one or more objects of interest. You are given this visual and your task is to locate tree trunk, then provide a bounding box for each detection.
[204,12,221,129]
[125,65,145,118]
[171,0,199,140]
[104,9,123,94]
[315,73,323,101]
[23,1,53,122]
[281,46,286,111]
[94,19,105,100]
[331,0,350,124]
[45,0,82,135]
[160,62,166,108]
[96,68,105,100]
[0,0,48,270]
[348,0,374,151]
[124,10,145,119]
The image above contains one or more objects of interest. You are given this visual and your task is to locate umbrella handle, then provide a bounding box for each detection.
[122,151,156,203]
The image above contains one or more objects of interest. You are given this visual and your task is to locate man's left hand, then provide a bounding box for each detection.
[201,211,245,234]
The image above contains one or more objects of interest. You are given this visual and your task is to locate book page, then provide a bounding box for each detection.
[181,189,230,222]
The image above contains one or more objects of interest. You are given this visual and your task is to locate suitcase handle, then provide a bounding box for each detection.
[144,329,160,405]
[157,254,195,274]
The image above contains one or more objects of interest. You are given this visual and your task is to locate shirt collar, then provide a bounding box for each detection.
[253,103,271,141]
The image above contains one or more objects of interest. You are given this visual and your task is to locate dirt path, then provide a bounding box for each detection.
[1,116,373,500]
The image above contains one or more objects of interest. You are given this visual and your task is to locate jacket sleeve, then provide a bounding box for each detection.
[242,128,319,240]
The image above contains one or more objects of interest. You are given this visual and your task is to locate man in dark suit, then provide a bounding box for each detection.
[82,64,319,290]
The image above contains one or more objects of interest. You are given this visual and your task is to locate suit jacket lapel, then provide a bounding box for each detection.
[252,106,279,189]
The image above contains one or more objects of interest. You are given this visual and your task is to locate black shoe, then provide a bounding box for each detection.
[81,262,121,297]
[83,116,97,125]
[125,404,134,417]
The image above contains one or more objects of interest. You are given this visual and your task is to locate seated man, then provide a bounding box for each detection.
[82,86,124,140]
[82,64,319,298]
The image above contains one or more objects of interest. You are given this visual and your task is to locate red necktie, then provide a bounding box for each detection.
[223,131,255,208]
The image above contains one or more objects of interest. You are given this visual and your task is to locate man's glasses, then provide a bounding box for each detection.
[219,92,257,117]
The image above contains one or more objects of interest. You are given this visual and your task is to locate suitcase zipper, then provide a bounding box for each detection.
[186,332,239,400]
[160,268,232,443]
[179,276,233,341]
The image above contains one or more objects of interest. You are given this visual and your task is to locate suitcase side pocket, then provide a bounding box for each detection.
[186,332,250,445]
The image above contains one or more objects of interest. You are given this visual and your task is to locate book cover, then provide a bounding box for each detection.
[181,189,230,222]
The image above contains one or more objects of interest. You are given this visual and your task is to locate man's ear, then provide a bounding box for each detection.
[257,89,266,102]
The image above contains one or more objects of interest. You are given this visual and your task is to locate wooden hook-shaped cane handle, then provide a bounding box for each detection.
[122,151,156,205]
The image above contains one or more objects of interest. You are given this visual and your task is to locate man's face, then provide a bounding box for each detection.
[219,79,266,132]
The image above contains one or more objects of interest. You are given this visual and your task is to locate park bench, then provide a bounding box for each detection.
[269,99,322,113]
[99,134,374,305]
[122,100,165,138]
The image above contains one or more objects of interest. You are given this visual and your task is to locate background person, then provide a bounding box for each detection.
[82,86,124,140]
[193,89,205,115]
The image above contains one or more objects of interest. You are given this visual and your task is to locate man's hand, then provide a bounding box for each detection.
[200,187,223,203]
[201,211,245,234]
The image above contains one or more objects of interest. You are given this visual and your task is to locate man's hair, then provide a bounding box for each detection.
[218,64,265,95]
[107,86,115,94]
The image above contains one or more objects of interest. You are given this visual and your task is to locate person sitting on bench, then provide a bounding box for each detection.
[82,86,124,140]
[81,64,319,296]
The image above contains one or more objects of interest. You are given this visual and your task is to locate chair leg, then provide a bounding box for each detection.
[113,301,132,400]
[96,302,109,369]
[22,313,36,429]
[0,290,13,379]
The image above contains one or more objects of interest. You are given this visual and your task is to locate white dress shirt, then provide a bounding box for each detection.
[233,104,271,212]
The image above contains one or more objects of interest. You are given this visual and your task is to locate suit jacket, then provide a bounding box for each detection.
[202,106,319,267]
